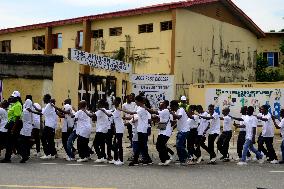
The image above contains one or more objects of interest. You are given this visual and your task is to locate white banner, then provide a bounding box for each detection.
[132,74,174,108]
[206,88,283,118]
[70,48,132,73]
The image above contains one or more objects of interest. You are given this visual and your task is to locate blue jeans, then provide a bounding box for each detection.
[281,140,284,161]
[132,141,139,155]
[67,130,78,158]
[176,131,189,163]
[241,139,262,162]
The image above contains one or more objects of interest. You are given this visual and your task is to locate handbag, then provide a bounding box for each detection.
[157,117,170,130]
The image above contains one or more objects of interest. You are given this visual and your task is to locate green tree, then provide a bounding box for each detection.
[280,38,284,55]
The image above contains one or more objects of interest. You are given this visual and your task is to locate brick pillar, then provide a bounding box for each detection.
[170,9,176,75]
[45,27,52,55]
[81,19,92,74]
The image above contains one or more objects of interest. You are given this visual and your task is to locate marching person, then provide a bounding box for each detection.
[0,100,9,155]
[272,109,284,164]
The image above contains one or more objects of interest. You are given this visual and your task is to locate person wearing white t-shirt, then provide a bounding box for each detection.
[195,105,210,164]
[272,109,284,164]
[216,108,232,162]
[0,101,9,153]
[257,105,278,164]
[146,101,172,166]
[74,101,92,162]
[32,102,42,156]
[256,108,268,159]
[122,95,137,147]
[232,106,264,165]
[199,104,220,164]
[170,100,189,165]
[104,102,114,162]
[186,105,199,163]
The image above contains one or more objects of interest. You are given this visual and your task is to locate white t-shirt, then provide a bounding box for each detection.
[137,106,149,133]
[62,104,75,132]
[33,103,41,129]
[130,115,138,142]
[198,111,209,135]
[113,108,125,134]
[42,103,58,129]
[243,115,258,140]
[158,109,172,137]
[261,113,274,137]
[21,99,33,136]
[147,111,151,128]
[122,102,137,123]
[209,112,220,134]
[223,115,232,132]
[0,108,8,133]
[95,109,108,133]
[239,115,246,132]
[278,118,284,141]
[176,108,189,132]
[75,110,92,138]
[106,110,113,130]
[187,115,199,130]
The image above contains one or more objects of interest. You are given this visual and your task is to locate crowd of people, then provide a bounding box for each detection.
[0,90,283,166]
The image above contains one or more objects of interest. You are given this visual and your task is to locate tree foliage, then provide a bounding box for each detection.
[112,47,125,61]
[280,38,284,55]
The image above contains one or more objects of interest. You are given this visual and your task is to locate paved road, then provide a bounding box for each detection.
[0,156,283,189]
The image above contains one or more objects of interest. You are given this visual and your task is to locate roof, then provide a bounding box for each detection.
[0,0,265,37]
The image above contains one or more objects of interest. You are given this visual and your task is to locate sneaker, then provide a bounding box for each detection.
[258,155,265,164]
[196,156,203,164]
[252,157,258,161]
[175,162,187,166]
[66,157,75,161]
[237,161,247,166]
[220,156,225,160]
[128,161,139,166]
[50,155,56,160]
[169,154,174,161]
[95,158,103,163]
[246,157,252,161]
[114,160,124,166]
[235,157,240,161]
[40,155,51,160]
[164,159,172,166]
[77,158,88,162]
[208,158,216,164]
[187,159,195,165]
[108,160,116,164]
[223,158,230,162]
[158,162,165,166]
[270,159,279,164]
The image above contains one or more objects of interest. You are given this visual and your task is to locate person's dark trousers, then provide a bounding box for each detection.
[18,135,31,161]
[94,132,106,159]
[217,131,232,158]
[106,128,114,159]
[0,131,7,151]
[67,130,77,159]
[208,133,219,159]
[77,135,90,159]
[237,131,251,158]
[62,130,71,155]
[263,137,278,160]
[167,146,174,156]
[258,134,268,157]
[187,128,198,158]
[176,131,189,163]
[113,133,123,162]
[4,131,18,161]
[41,126,57,156]
[31,128,41,153]
[195,135,210,158]
[125,123,133,144]
[156,134,170,163]
[133,132,151,162]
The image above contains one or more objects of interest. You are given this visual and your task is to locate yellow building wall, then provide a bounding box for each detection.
[175,9,258,86]
[90,11,172,75]
[52,60,80,108]
[0,29,45,54]
[1,78,52,104]
[258,34,284,64]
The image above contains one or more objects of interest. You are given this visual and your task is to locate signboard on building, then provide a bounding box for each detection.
[131,74,174,108]
[206,88,283,117]
[69,48,132,73]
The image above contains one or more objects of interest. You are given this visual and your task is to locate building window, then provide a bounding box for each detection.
[160,21,172,31]
[138,23,153,33]
[52,33,62,49]
[75,31,83,49]
[263,52,279,67]
[0,40,11,53]
[32,36,45,50]
[92,29,103,38]
[109,27,122,36]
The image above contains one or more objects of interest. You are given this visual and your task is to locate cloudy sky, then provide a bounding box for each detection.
[0,0,283,32]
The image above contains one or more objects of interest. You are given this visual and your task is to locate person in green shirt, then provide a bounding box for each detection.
[1,91,23,163]
[179,96,190,112]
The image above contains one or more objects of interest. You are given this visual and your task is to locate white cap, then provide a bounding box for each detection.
[11,91,21,98]
[181,96,187,101]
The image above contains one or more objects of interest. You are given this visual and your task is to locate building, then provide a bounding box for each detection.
[0,0,277,107]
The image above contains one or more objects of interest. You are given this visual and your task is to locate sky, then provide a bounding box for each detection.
[0,0,283,32]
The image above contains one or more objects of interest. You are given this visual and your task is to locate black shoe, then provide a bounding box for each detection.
[222,158,230,162]
[128,161,139,166]
[20,159,28,163]
[279,160,284,164]
[220,156,225,160]
[142,159,153,166]
[1,159,11,163]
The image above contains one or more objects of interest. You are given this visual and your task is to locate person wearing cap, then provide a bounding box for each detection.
[179,96,190,112]
[1,91,23,163]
